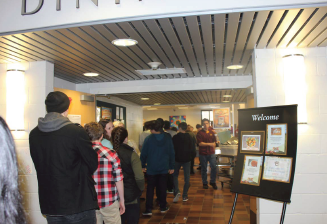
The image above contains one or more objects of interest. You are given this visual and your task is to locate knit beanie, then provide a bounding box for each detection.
[45,91,70,113]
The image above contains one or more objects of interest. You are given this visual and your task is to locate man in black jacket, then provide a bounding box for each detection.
[29,91,99,224]
[172,122,195,203]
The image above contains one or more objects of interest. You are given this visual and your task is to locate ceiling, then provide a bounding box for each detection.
[105,89,247,106]
[0,7,327,84]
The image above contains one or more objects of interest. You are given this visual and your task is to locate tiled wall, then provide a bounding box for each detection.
[97,96,143,147]
[254,47,327,224]
[0,61,54,224]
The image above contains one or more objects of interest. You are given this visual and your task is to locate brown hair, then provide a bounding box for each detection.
[98,118,111,140]
[111,126,128,151]
[84,122,103,141]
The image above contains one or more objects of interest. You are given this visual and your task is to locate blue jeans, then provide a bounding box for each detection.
[46,210,96,224]
[199,154,217,185]
[173,161,190,198]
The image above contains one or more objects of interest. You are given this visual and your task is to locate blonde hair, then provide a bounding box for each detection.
[113,121,124,128]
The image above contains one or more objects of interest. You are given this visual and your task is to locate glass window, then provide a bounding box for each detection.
[201,110,213,124]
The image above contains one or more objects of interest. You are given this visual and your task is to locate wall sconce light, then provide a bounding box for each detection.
[282,54,307,124]
[6,67,26,131]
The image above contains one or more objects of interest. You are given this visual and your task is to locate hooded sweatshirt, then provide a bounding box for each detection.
[140,133,175,175]
[29,112,98,215]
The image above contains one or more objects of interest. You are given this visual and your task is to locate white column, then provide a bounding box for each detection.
[0,61,54,224]
[254,47,327,224]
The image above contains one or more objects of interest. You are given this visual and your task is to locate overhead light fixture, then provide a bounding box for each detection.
[154,103,161,105]
[6,64,26,131]
[222,101,230,103]
[143,106,151,108]
[178,107,188,109]
[223,95,232,97]
[141,98,149,100]
[112,38,138,47]
[147,108,158,110]
[282,54,307,124]
[84,73,99,77]
[227,65,243,70]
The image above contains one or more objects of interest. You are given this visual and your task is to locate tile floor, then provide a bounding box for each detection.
[138,166,250,224]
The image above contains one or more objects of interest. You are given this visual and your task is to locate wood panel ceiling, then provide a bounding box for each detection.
[1,7,327,83]
[107,89,247,106]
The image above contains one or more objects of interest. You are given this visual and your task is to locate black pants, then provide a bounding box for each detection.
[146,174,167,210]
[190,154,195,173]
[167,173,174,191]
[121,198,140,224]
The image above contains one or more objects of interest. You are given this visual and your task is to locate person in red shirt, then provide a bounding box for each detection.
[84,122,125,224]
[196,119,218,190]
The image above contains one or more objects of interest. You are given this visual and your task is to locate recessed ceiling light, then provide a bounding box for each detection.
[222,101,230,103]
[84,73,99,76]
[154,103,161,105]
[112,38,138,47]
[223,95,232,97]
[178,107,188,109]
[227,65,243,70]
[143,106,151,108]
[147,108,158,110]
[141,98,149,100]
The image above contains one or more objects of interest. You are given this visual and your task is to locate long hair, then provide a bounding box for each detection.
[111,127,128,152]
[0,117,26,224]
[98,118,111,140]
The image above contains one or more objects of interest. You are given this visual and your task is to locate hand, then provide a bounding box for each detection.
[119,200,125,215]
[142,168,147,173]
[169,169,174,174]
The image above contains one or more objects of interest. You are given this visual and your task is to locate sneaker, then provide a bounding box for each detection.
[142,210,152,216]
[173,193,181,203]
[160,207,169,213]
[167,189,174,194]
[210,182,218,190]
[183,197,189,202]
[203,184,209,189]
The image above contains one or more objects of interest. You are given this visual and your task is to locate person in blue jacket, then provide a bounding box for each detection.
[140,120,175,216]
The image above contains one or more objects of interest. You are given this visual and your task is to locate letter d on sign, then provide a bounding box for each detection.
[22,0,44,15]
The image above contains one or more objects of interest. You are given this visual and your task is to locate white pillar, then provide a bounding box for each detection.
[0,61,54,224]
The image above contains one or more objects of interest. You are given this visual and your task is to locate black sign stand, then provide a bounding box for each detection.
[228,194,288,224]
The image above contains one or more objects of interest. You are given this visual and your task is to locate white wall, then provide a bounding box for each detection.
[97,96,143,146]
[0,61,54,224]
[2,0,327,35]
[254,47,327,224]
[54,77,76,91]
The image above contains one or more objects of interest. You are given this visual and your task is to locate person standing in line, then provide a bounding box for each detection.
[164,120,177,138]
[172,122,195,203]
[84,122,125,224]
[111,126,145,224]
[29,91,99,224]
[99,118,114,149]
[140,120,175,215]
[0,117,27,224]
[139,121,152,151]
[196,118,218,190]
[186,125,197,175]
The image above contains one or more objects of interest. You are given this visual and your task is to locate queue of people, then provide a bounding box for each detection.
[1,90,220,224]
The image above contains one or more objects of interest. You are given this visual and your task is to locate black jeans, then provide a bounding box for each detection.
[167,173,174,191]
[46,210,96,224]
[121,198,140,224]
[146,174,167,210]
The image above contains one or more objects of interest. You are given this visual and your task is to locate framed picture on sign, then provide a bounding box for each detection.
[240,155,263,186]
[262,157,292,183]
[240,131,265,154]
[266,123,288,155]
[213,108,230,129]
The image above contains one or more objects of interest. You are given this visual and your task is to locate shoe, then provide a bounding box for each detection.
[142,210,152,216]
[173,193,181,203]
[167,189,174,194]
[210,182,218,190]
[160,207,169,213]
[183,197,188,202]
[203,184,208,189]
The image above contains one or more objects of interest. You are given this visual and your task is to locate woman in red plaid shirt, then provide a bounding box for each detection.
[84,122,125,224]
